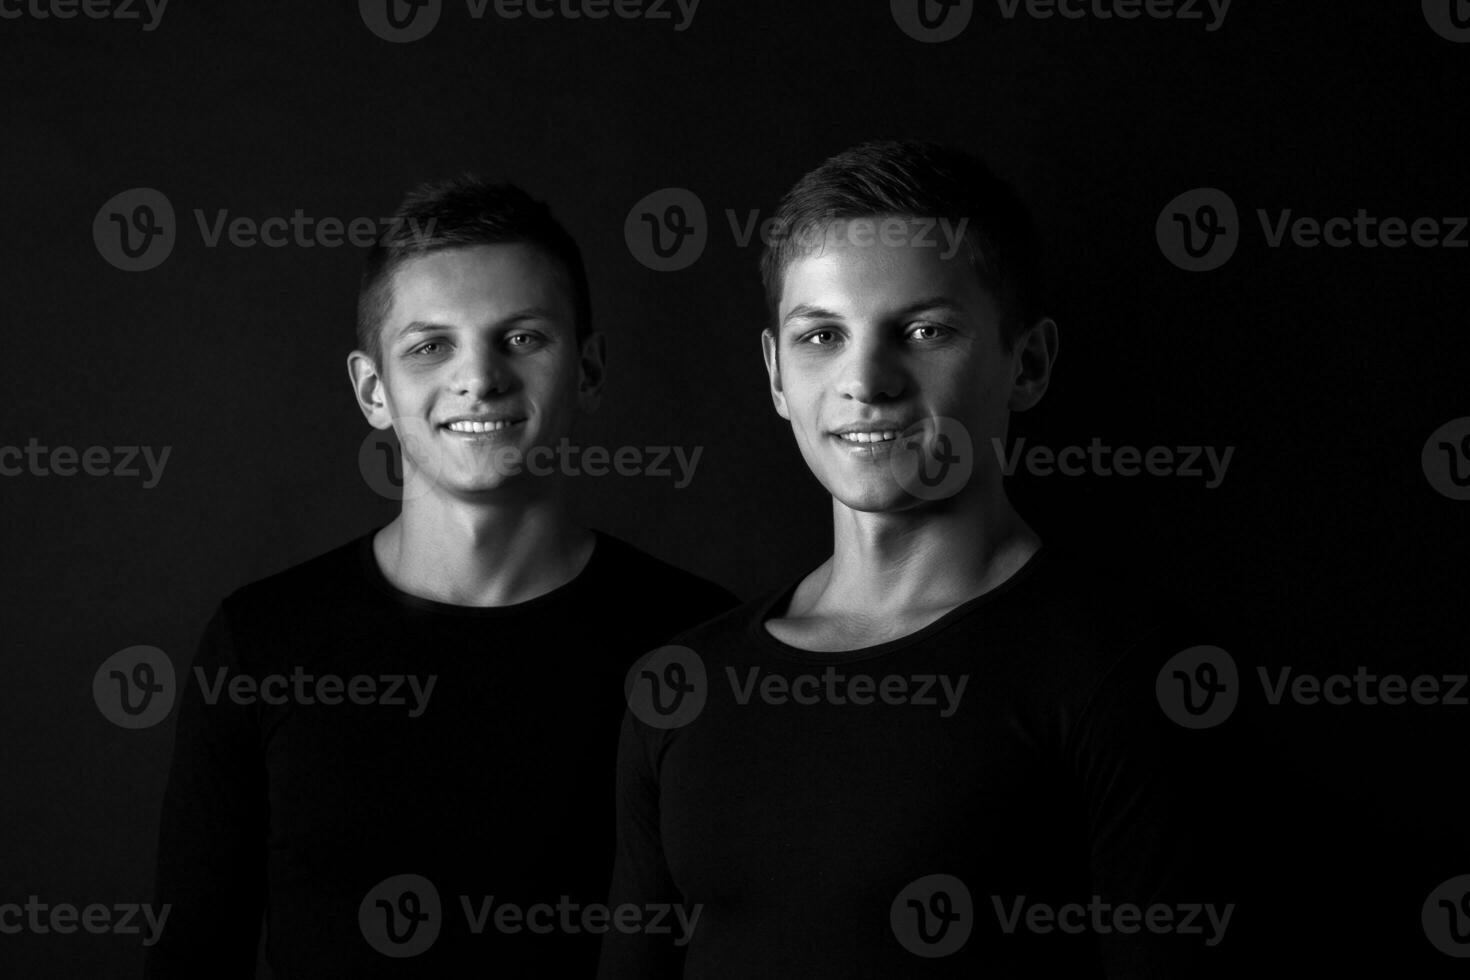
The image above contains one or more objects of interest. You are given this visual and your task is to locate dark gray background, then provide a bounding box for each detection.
[2,0,1467,974]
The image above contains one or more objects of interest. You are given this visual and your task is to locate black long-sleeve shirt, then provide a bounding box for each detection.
[599,545,1235,978]
[145,527,737,978]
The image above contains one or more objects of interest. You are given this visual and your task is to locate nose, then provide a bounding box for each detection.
[834,333,906,403]
[449,340,513,400]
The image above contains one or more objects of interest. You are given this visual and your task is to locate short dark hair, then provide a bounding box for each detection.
[356,175,591,364]
[758,140,1044,351]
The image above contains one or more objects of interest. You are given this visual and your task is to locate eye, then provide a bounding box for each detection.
[408,340,448,357]
[505,332,544,350]
[906,322,952,342]
[800,328,840,347]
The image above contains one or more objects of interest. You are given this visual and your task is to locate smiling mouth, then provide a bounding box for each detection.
[442,418,525,434]
[833,430,903,445]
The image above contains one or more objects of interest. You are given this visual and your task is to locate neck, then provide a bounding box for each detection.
[817,484,1040,616]
[375,485,593,607]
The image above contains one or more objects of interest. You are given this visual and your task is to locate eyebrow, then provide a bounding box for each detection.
[392,308,563,341]
[781,296,967,329]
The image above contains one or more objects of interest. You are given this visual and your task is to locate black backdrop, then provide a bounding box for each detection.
[2,1,1468,975]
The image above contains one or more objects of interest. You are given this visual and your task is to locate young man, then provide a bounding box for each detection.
[599,141,1230,978]
[145,177,737,977]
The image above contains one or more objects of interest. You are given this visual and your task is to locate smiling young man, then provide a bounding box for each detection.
[145,176,737,978]
[598,141,1230,978]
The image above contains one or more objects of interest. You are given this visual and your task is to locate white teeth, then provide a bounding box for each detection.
[838,430,899,444]
[446,419,518,433]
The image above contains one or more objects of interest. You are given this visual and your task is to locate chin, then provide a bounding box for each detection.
[823,477,913,514]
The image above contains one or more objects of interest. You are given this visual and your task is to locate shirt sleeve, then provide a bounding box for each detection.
[596,708,688,980]
[144,601,268,979]
[1068,628,1234,979]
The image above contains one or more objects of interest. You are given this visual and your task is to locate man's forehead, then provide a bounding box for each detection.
[778,237,980,319]
[387,244,575,319]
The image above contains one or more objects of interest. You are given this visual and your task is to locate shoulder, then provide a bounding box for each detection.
[208,531,379,657]
[224,532,374,612]
[988,544,1204,703]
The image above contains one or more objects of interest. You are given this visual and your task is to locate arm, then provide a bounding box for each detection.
[1070,632,1234,979]
[596,708,688,980]
[144,602,268,979]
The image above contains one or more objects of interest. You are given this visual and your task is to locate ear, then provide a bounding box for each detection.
[760,327,790,420]
[1008,316,1058,413]
[576,330,607,414]
[347,350,394,430]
